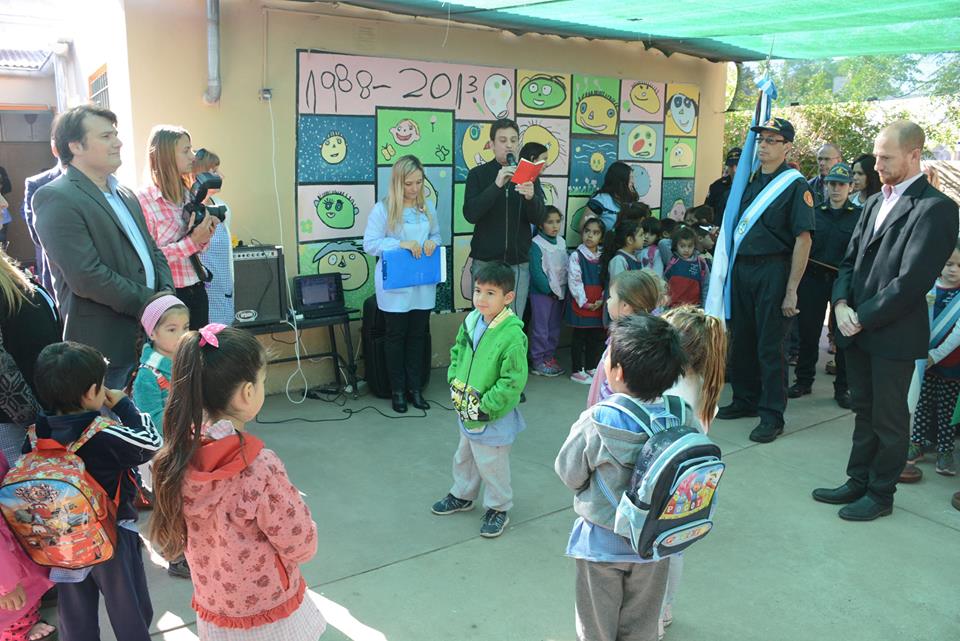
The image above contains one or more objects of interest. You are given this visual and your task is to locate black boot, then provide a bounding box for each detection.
[392,392,408,413]
[406,389,429,410]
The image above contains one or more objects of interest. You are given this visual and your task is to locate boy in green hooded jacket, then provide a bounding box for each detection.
[432,262,528,538]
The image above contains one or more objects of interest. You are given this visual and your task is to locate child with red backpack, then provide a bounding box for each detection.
[0,451,55,641]
[130,293,191,579]
[664,226,710,308]
[28,342,161,641]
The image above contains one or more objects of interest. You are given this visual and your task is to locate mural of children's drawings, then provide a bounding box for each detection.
[298,240,376,313]
[296,51,701,315]
[665,84,700,137]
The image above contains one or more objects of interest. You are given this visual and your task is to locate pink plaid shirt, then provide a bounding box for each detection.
[137,184,206,288]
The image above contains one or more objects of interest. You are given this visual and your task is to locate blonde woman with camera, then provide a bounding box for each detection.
[137,125,216,328]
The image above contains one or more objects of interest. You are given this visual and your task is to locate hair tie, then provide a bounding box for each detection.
[141,294,187,336]
[198,323,227,348]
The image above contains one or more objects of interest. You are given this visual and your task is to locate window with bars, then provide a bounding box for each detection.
[88,65,109,108]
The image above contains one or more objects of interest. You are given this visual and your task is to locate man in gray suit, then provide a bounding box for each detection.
[34,105,173,388]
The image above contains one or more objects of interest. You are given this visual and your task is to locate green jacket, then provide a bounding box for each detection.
[448,307,528,431]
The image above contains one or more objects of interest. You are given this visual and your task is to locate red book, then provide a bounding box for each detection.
[510,158,545,184]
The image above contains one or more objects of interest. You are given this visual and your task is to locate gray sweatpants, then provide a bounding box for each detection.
[575,558,669,641]
[449,432,513,512]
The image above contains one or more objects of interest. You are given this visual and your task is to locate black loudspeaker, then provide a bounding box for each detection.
[232,245,286,327]
[361,295,431,398]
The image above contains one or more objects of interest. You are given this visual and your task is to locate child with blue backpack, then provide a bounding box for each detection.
[555,314,688,641]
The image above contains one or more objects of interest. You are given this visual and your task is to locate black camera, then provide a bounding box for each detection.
[183,172,226,232]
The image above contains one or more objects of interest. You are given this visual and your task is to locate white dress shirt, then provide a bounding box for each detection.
[874,172,924,232]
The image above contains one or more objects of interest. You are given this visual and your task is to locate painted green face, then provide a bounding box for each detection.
[314,247,370,291]
[314,192,357,229]
[520,75,566,111]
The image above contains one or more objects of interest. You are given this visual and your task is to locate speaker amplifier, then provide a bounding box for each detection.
[232,245,287,327]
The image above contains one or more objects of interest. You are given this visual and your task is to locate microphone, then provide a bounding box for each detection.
[506,152,516,166]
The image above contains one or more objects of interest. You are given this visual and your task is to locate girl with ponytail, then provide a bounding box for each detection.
[149,325,325,640]
[661,305,727,431]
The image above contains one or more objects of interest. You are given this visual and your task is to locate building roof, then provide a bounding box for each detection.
[0,48,52,72]
[339,1,960,62]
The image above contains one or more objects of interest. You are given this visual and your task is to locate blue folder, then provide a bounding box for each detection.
[381,246,447,289]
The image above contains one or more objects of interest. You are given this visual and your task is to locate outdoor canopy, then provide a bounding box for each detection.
[340,1,960,62]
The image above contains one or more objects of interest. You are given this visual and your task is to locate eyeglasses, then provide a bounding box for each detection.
[756,136,786,145]
[817,156,839,162]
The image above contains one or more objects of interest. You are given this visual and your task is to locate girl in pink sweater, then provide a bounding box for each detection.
[0,453,55,641]
[148,325,325,640]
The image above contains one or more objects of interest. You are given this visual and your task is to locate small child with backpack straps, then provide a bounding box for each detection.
[556,315,724,641]
[130,293,191,578]
[2,341,161,641]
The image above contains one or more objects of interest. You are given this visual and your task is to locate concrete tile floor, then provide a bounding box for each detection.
[40,350,960,640]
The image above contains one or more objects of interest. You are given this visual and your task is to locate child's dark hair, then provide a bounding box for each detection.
[34,342,108,414]
[640,217,661,237]
[672,226,697,253]
[693,226,711,239]
[686,204,713,225]
[582,216,606,237]
[148,327,266,559]
[608,314,687,401]
[519,141,548,163]
[473,261,516,294]
[620,202,651,224]
[601,220,640,287]
[660,218,678,238]
[541,205,562,224]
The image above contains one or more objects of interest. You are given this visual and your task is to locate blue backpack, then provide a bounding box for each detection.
[595,394,725,560]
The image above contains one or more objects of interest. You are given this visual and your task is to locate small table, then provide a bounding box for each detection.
[249,310,359,398]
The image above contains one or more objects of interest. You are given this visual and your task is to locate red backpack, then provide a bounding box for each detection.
[0,417,120,569]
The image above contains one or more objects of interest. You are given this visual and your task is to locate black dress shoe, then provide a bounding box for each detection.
[834,389,852,409]
[748,421,784,443]
[788,384,812,398]
[838,495,893,521]
[716,404,759,420]
[520,392,527,403]
[812,482,865,505]
[392,392,408,413]
[406,389,429,410]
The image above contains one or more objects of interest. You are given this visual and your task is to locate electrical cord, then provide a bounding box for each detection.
[255,398,452,424]
[267,97,310,404]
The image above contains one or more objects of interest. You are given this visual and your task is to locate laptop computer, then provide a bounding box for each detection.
[292,273,346,319]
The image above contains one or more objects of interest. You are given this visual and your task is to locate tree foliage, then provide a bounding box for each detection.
[725,53,960,178]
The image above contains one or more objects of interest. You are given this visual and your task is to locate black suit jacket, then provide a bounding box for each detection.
[833,175,959,360]
[33,166,173,366]
[22,164,63,290]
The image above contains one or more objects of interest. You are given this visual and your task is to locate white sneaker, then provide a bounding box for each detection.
[570,370,592,384]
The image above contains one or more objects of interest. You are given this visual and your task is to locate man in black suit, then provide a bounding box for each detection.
[813,121,960,521]
[23,134,62,291]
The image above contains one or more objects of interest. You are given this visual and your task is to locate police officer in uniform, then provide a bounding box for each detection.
[788,163,861,409]
[705,147,742,225]
[716,118,816,443]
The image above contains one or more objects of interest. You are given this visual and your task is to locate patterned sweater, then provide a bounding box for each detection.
[182,421,317,629]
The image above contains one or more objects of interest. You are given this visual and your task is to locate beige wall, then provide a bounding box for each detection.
[120,0,726,392]
[0,75,57,107]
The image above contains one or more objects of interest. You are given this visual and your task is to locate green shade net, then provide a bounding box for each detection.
[345,0,960,61]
